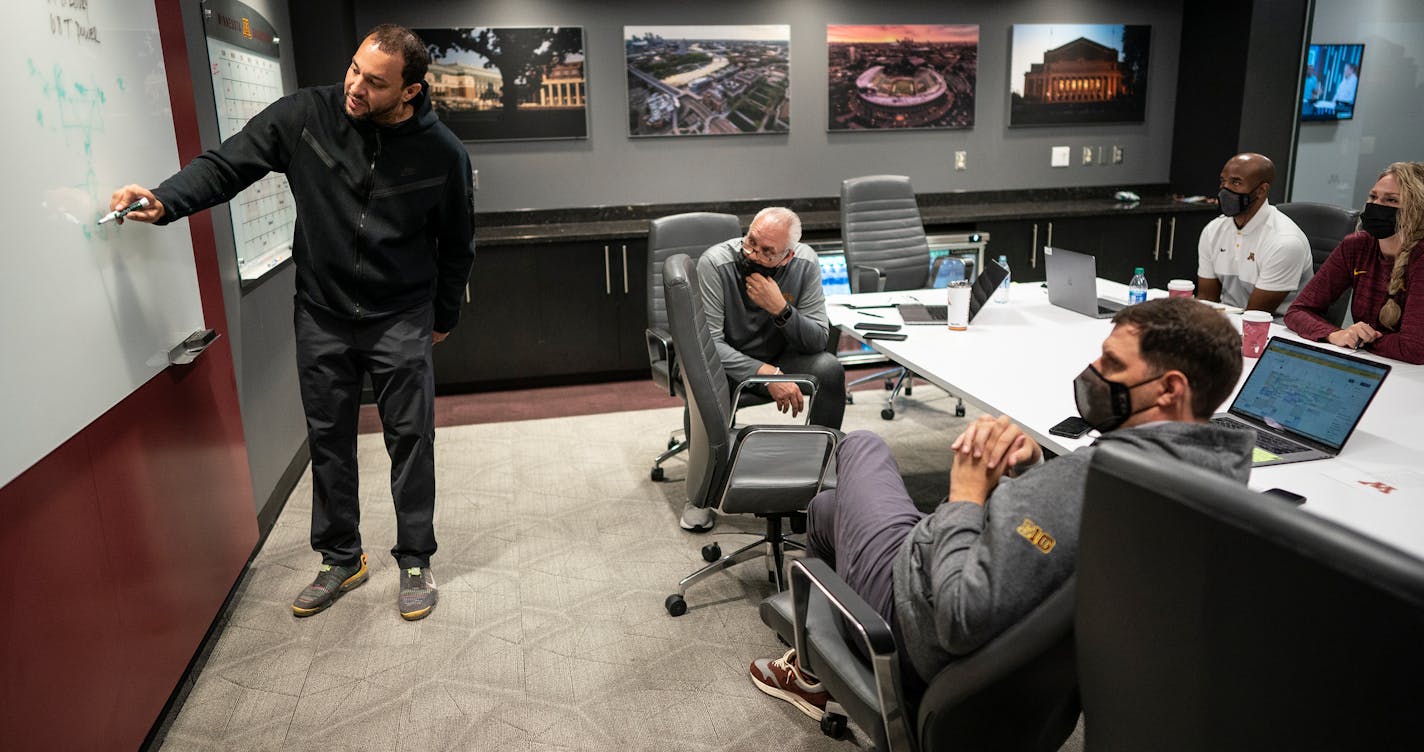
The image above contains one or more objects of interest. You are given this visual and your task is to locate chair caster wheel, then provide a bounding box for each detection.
[904,383,913,396]
[701,543,721,562]
[820,712,848,739]
[667,438,679,449]
[845,393,854,404]
[651,466,665,481]
[665,594,687,617]
[955,401,966,418]
[881,408,895,420]
[883,378,895,390]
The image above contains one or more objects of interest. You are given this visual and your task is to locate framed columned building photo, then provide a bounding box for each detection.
[1009,24,1151,126]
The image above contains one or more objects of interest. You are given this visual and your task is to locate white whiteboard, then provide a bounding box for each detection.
[0,1,205,487]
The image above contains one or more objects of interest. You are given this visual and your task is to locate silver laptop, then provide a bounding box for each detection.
[899,259,1009,325]
[1211,337,1391,467]
[1043,247,1125,319]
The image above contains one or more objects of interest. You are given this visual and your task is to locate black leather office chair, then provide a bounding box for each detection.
[661,253,839,616]
[840,174,964,420]
[1278,201,1359,327]
[759,558,1079,751]
[1078,443,1424,751]
[645,212,743,481]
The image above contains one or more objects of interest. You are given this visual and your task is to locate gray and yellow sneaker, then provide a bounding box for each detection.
[292,552,368,617]
[398,566,437,621]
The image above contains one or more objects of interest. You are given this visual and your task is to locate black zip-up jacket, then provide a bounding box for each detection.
[153,83,475,332]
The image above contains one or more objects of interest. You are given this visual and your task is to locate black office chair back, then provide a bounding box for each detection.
[1078,443,1424,751]
[1276,201,1359,269]
[840,175,933,292]
[646,212,742,339]
[662,253,735,509]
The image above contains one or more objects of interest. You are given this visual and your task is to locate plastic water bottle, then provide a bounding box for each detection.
[994,255,1011,303]
[1128,267,1149,305]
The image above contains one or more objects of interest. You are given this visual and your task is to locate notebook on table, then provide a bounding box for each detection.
[1043,246,1126,319]
[899,259,1010,325]
[1211,337,1391,467]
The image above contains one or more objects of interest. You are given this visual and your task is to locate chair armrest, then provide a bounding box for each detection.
[851,264,887,293]
[790,558,913,752]
[731,374,821,427]
[645,327,677,397]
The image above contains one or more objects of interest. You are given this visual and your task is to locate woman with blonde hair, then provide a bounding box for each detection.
[1286,161,1424,364]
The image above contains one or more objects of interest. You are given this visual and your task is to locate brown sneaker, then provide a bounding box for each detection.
[749,648,831,721]
[292,552,368,617]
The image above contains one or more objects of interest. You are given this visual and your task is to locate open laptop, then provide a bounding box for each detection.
[899,259,1010,325]
[1211,337,1391,467]
[1044,246,1126,319]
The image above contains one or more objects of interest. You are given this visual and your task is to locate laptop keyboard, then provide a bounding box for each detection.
[923,305,947,321]
[1210,417,1311,455]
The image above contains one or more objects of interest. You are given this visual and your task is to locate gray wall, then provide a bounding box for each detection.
[355,0,1185,212]
[179,0,308,519]
[1291,0,1424,206]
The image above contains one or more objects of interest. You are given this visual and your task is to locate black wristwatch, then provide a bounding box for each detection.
[772,304,793,326]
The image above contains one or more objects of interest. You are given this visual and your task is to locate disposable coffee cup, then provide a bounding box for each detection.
[1241,311,1272,358]
[946,281,971,331]
[1168,279,1195,298]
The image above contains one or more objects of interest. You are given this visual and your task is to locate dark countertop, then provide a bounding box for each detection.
[474,187,1220,246]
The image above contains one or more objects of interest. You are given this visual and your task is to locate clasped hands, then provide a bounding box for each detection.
[948,415,1043,505]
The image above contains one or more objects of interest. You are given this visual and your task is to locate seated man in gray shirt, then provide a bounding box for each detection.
[682,207,846,532]
[747,297,1255,722]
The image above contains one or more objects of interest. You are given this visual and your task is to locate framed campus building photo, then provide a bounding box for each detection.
[827,24,978,131]
[625,25,790,137]
[1008,24,1150,127]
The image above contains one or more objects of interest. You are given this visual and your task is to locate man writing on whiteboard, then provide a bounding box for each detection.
[108,24,474,621]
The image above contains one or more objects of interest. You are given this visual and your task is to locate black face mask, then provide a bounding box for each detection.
[1217,185,1258,217]
[1073,365,1165,433]
[1360,202,1399,240]
[736,250,780,279]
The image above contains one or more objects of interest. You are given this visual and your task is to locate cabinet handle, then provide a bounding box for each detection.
[1168,217,1177,260]
[621,244,629,294]
[1046,222,1053,251]
[465,283,471,304]
[603,245,612,295]
[1031,223,1038,269]
[1154,218,1162,261]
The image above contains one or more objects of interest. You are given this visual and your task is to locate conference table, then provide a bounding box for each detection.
[827,280,1424,560]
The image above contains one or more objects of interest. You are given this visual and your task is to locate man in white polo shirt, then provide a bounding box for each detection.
[1197,153,1314,315]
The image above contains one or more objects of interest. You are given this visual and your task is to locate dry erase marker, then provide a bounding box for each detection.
[98,197,150,225]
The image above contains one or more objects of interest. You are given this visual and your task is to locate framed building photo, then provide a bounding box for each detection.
[1008,24,1150,127]
[827,24,978,131]
[625,25,790,137]
[416,26,587,142]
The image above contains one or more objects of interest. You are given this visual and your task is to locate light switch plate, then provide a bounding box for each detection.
[1051,146,1070,167]
[1082,146,1094,165]
[954,151,967,170]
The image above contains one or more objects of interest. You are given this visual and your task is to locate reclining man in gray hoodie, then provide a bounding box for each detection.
[748,296,1256,721]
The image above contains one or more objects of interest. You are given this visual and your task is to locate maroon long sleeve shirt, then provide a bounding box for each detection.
[1284,231,1424,364]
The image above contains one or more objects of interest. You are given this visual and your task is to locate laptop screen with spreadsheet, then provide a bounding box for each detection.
[1228,338,1391,451]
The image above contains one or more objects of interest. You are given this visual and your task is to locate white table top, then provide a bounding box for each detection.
[828,281,1424,559]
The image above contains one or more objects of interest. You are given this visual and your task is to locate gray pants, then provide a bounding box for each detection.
[806,430,927,684]
[741,350,846,430]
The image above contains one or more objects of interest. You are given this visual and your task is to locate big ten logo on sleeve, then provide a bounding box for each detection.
[1015,518,1056,554]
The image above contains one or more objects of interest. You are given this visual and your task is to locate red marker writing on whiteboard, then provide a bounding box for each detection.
[98,197,150,225]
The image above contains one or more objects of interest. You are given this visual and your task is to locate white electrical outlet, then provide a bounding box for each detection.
[1082,146,1094,165]
[1051,146,1070,167]
[1111,146,1124,164]
[471,168,480,190]
[954,151,967,171]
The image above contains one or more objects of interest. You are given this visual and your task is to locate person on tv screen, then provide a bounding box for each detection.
[1303,64,1324,107]
[1333,62,1359,105]
[1286,162,1424,364]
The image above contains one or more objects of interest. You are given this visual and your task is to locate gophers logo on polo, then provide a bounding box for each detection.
[1016,518,1056,554]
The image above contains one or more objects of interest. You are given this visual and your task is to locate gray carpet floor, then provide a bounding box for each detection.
[157,388,1082,751]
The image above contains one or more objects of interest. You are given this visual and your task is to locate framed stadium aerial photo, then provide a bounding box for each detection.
[416,26,588,142]
[1008,24,1150,127]
[827,24,978,131]
[625,25,790,137]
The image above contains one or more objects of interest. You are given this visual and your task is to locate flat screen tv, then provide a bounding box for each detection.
[1301,43,1364,121]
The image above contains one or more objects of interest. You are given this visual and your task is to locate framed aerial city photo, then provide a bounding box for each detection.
[416,26,588,142]
[827,24,978,131]
[625,25,790,137]
[1008,24,1150,127]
